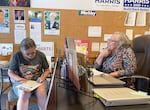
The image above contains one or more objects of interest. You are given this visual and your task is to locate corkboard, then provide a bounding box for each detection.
[0,6,149,58]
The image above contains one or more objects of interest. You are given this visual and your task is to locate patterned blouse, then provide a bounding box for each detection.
[94,47,137,77]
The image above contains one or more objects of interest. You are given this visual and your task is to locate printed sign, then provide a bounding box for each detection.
[123,0,150,11]
[36,42,54,57]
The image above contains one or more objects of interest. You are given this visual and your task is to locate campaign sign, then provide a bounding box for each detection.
[123,0,150,11]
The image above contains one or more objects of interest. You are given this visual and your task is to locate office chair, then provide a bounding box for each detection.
[121,35,150,93]
[0,54,12,110]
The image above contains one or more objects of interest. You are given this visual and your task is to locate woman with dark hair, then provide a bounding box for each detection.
[8,38,50,110]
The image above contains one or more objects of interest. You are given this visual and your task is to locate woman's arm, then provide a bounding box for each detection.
[110,48,137,77]
[94,48,111,70]
[37,68,50,83]
[122,49,137,76]
[8,69,26,82]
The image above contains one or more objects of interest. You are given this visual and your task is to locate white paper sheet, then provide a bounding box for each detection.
[14,29,26,44]
[30,22,41,42]
[91,42,100,52]
[104,34,112,41]
[100,42,107,53]
[124,12,136,26]
[136,12,146,26]
[88,26,102,37]
[126,29,133,40]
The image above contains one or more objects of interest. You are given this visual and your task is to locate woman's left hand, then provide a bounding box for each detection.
[109,72,118,77]
[37,76,45,83]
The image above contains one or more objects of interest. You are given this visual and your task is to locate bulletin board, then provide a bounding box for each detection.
[0,6,149,59]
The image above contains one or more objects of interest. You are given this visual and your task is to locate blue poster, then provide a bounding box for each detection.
[123,0,150,11]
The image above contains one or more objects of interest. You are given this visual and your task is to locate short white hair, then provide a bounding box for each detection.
[50,12,57,17]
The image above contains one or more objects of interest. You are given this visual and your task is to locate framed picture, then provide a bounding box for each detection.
[0,0,30,7]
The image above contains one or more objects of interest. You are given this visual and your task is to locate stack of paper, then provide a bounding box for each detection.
[16,80,42,92]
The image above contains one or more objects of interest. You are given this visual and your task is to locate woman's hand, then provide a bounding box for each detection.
[16,77,27,83]
[95,48,111,66]
[100,48,111,58]
[110,70,124,77]
[37,76,45,83]
[109,72,118,77]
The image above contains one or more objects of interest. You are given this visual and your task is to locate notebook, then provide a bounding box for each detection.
[16,80,42,92]
[93,87,150,106]
[88,69,125,86]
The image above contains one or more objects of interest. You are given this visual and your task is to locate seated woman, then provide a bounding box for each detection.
[94,32,137,78]
[8,38,50,110]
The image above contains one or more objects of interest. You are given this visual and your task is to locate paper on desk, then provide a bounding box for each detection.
[131,91,148,96]
[92,69,108,76]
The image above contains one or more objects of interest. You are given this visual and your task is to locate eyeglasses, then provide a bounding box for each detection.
[107,39,118,42]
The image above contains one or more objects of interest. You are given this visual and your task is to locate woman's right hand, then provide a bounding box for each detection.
[16,77,27,83]
[95,48,111,65]
[100,48,111,58]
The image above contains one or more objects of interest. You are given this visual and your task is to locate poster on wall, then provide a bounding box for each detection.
[123,0,150,11]
[44,11,60,36]
[31,0,150,12]
[0,0,30,7]
[14,9,25,23]
[0,8,10,33]
[136,12,146,26]
[88,26,102,37]
[36,42,54,70]
[93,0,123,11]
[14,21,26,44]
[29,22,41,43]
[28,10,42,22]
[36,42,54,57]
[75,39,90,56]
[0,43,13,55]
[28,10,42,42]
[31,0,92,10]
[124,12,136,26]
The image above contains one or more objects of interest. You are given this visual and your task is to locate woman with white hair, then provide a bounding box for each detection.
[94,32,137,78]
[47,12,59,29]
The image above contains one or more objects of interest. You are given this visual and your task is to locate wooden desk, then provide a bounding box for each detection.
[46,58,150,110]
[56,86,150,110]
[46,71,150,110]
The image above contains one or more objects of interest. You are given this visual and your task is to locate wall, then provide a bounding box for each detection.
[0,6,149,60]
